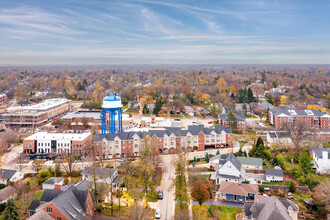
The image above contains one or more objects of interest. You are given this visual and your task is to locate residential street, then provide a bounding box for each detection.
[158,155,176,220]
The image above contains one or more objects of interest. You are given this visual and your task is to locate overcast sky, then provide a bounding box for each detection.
[1,0,330,65]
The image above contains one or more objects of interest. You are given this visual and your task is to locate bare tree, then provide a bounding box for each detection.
[123,202,153,220]
[32,161,43,175]
[59,153,77,175]
[15,154,27,172]
[285,120,314,151]
[314,179,330,216]
[17,182,35,214]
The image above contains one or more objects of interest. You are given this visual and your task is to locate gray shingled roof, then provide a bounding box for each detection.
[81,167,116,178]
[0,169,17,180]
[260,101,274,108]
[265,168,283,177]
[94,125,231,142]
[219,113,246,122]
[270,108,326,117]
[225,153,242,171]
[28,199,40,211]
[313,148,330,158]
[40,189,61,202]
[237,157,263,167]
[268,132,277,138]
[245,196,298,220]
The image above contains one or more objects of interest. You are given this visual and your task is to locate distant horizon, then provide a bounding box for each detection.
[1,0,330,65]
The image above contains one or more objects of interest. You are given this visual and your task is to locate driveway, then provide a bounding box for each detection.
[191,200,244,208]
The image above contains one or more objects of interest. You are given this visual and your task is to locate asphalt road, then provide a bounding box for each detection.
[158,155,175,220]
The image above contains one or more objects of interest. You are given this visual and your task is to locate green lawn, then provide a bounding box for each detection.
[33,190,44,200]
[245,114,257,118]
[262,181,290,186]
[71,176,82,182]
[170,114,183,119]
[183,113,191,119]
[214,206,242,220]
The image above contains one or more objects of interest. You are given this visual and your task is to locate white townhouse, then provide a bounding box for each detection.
[313,148,330,174]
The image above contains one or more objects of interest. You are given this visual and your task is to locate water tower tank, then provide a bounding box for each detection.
[100,93,123,134]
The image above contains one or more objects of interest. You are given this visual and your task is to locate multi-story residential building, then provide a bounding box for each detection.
[94,125,232,159]
[5,98,72,128]
[23,132,92,156]
[218,113,247,131]
[268,108,329,130]
[0,94,7,106]
[312,148,330,174]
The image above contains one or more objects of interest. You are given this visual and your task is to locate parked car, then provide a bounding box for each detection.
[157,190,163,200]
[155,209,161,219]
[128,158,136,161]
[174,118,181,121]
[119,158,127,162]
[208,121,213,124]
[196,155,204,159]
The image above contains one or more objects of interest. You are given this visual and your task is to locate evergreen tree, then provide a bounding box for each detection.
[299,150,313,174]
[216,149,220,155]
[227,111,237,132]
[153,98,163,116]
[205,152,209,163]
[288,181,295,193]
[3,198,19,220]
[247,87,256,103]
[142,104,148,115]
[249,137,266,158]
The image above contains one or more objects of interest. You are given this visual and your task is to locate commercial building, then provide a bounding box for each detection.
[218,113,247,131]
[62,110,133,129]
[5,98,72,128]
[94,125,232,159]
[268,108,329,130]
[312,148,330,174]
[0,94,7,106]
[23,132,92,156]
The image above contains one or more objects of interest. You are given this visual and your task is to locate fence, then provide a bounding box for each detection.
[260,184,309,192]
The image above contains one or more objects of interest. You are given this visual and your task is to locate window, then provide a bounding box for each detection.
[57,218,61,220]
[47,207,52,213]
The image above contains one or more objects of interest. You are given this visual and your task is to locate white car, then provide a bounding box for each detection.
[196,155,205,159]
[155,209,161,219]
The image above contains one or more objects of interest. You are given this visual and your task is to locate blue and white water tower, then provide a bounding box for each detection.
[100,93,123,134]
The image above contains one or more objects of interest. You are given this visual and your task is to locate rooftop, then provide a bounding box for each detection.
[265,168,283,177]
[237,157,263,167]
[25,132,91,141]
[24,98,70,111]
[313,147,330,159]
[219,182,258,196]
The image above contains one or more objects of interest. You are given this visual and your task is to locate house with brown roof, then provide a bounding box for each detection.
[0,186,16,204]
[219,182,258,202]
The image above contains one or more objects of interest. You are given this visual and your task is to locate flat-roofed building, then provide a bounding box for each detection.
[268,108,329,130]
[5,98,72,128]
[23,132,92,156]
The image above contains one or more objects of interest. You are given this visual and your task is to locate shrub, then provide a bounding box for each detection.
[259,185,264,193]
[288,181,295,193]
[0,184,5,190]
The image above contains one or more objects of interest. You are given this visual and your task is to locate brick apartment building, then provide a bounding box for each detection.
[0,94,7,106]
[268,109,329,130]
[218,113,247,131]
[23,132,92,157]
[5,98,72,128]
[94,125,232,159]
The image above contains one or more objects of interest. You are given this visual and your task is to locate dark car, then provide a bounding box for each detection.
[174,118,181,121]
[157,190,163,200]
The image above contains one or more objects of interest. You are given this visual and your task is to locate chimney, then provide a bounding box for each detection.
[288,206,298,220]
[54,181,61,191]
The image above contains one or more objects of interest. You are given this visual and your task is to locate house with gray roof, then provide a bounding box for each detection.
[259,101,274,109]
[219,113,247,131]
[265,168,283,182]
[237,157,263,169]
[312,147,330,174]
[0,169,24,185]
[243,196,298,220]
[267,132,292,144]
[212,153,246,185]
[81,167,120,190]
[29,182,93,220]
[42,177,64,190]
